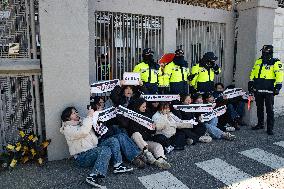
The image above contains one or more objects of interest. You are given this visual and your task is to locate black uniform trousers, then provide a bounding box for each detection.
[255,92,274,132]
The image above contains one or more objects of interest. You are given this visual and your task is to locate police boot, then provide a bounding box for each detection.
[251,124,264,130]
[267,130,274,135]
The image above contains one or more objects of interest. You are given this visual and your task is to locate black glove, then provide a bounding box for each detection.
[274,84,282,96]
[187,73,197,81]
[212,64,220,73]
[248,81,254,94]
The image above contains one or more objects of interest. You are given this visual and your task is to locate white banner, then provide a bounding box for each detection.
[200,105,227,122]
[123,72,140,85]
[173,104,214,113]
[116,105,155,130]
[168,114,198,126]
[223,88,245,99]
[97,106,117,122]
[141,95,180,101]
[91,79,120,93]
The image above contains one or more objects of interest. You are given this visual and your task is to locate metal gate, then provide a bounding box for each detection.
[94,11,164,82]
[176,19,226,82]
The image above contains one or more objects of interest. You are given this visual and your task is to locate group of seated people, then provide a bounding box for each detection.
[60,80,249,188]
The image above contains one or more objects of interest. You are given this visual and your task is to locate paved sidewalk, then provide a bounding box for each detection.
[1,116,284,189]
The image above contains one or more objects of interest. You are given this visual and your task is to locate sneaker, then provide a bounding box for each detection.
[186,138,194,145]
[199,135,212,143]
[113,163,134,173]
[226,126,235,132]
[231,122,240,130]
[154,157,171,169]
[222,132,236,141]
[132,155,146,169]
[85,175,103,188]
[144,150,156,164]
[165,145,175,154]
[252,125,264,130]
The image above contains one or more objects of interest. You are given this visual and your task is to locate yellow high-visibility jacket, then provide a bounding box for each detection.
[163,62,190,86]
[133,62,162,84]
[249,58,283,91]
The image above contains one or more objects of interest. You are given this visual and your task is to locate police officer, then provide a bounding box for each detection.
[164,49,191,94]
[133,48,162,94]
[248,45,284,135]
[190,52,221,93]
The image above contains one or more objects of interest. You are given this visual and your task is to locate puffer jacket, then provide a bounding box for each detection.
[152,111,193,138]
[60,113,99,156]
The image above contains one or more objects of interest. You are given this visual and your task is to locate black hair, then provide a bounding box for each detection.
[90,96,104,106]
[215,82,224,89]
[129,97,147,112]
[180,93,191,103]
[157,102,170,111]
[61,107,77,122]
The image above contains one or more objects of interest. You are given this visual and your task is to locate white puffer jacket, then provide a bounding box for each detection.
[60,112,99,156]
[152,111,193,138]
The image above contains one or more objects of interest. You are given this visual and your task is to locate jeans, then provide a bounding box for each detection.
[75,146,112,176]
[204,117,223,139]
[112,132,141,162]
[98,137,122,165]
[227,104,239,120]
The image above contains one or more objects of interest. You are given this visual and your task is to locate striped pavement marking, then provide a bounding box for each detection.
[239,148,284,169]
[274,141,284,148]
[239,148,284,188]
[195,158,275,189]
[138,171,189,189]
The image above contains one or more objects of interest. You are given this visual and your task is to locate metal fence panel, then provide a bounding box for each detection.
[0,74,41,151]
[93,11,164,82]
[177,19,226,83]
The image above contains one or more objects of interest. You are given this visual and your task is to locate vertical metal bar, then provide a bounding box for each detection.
[190,19,193,66]
[29,75,37,135]
[24,0,31,58]
[111,13,115,80]
[30,0,36,59]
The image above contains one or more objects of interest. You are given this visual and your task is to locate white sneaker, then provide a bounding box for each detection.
[222,132,236,141]
[143,150,156,164]
[186,138,194,145]
[199,135,212,143]
[226,126,236,132]
[165,145,175,154]
[154,158,171,169]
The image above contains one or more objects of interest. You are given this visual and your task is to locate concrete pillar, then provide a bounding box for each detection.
[235,0,278,125]
[164,16,177,53]
[39,0,91,160]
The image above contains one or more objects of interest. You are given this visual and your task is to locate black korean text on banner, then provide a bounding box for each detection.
[223,88,245,99]
[116,105,155,130]
[200,105,227,122]
[91,79,120,93]
[97,106,117,122]
[141,95,180,102]
[94,123,108,136]
[123,72,140,85]
[92,114,108,136]
[173,104,214,113]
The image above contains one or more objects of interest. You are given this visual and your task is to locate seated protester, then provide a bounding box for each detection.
[60,107,133,188]
[108,80,148,108]
[178,94,210,143]
[89,97,146,169]
[127,98,171,169]
[212,84,237,132]
[152,102,193,152]
[107,80,148,129]
[193,93,236,141]
[225,84,246,126]
[147,101,160,117]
